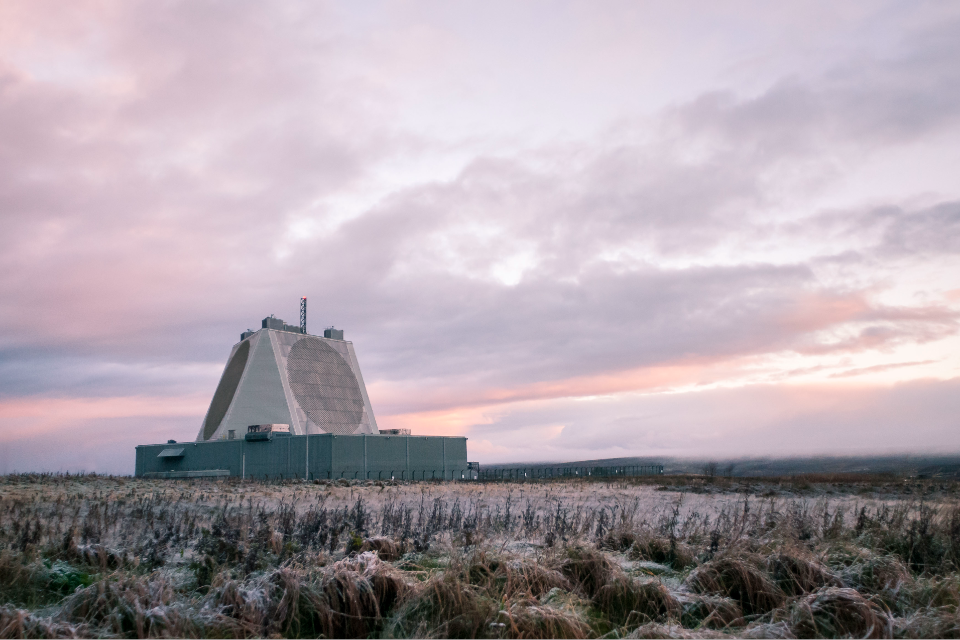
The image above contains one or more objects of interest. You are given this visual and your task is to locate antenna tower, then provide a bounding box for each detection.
[300,297,307,334]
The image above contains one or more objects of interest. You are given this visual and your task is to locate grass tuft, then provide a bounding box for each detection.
[676,593,743,630]
[629,536,697,570]
[0,606,84,639]
[361,536,406,561]
[624,621,726,638]
[557,546,622,598]
[498,597,592,639]
[771,586,893,639]
[684,555,784,616]
[593,577,681,627]
[385,572,498,639]
[765,550,841,596]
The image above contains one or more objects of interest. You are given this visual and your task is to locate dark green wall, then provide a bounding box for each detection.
[135,434,470,480]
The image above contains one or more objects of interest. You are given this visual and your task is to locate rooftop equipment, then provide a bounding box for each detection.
[300,297,307,334]
[245,423,291,442]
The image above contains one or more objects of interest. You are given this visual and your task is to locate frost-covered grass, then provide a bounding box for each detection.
[1,473,959,638]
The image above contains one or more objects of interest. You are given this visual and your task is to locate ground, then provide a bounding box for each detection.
[1,473,959,638]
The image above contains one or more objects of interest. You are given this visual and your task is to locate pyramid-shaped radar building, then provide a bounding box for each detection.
[197,316,378,440]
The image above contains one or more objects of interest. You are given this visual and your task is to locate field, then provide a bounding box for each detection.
[1,474,960,638]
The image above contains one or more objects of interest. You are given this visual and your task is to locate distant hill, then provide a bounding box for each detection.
[479,455,960,478]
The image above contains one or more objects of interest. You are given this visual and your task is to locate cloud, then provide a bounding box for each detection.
[828,360,938,378]
[457,377,960,463]
[0,2,959,470]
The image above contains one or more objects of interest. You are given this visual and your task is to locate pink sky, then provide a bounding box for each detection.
[1,1,959,473]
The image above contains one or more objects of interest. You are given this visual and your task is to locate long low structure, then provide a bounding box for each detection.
[136,433,471,481]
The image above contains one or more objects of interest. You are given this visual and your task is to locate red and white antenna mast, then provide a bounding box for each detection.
[299,297,307,334]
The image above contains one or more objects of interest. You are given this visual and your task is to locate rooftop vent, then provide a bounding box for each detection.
[324,327,344,340]
[262,315,284,330]
[262,315,304,334]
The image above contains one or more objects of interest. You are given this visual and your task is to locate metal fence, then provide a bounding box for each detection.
[478,464,663,481]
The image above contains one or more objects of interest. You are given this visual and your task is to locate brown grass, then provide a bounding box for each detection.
[58,574,191,638]
[462,551,572,600]
[556,546,622,598]
[362,536,406,562]
[893,606,960,638]
[594,577,681,626]
[823,544,914,603]
[738,621,796,638]
[765,550,841,596]
[676,593,743,630]
[624,621,726,638]
[684,556,784,616]
[772,586,893,639]
[498,597,592,639]
[629,536,697,570]
[386,572,498,638]
[0,606,84,639]
[3,474,960,638]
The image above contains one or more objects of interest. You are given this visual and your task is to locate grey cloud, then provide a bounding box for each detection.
[0,0,957,467]
[469,377,960,462]
[671,15,960,154]
[879,202,960,257]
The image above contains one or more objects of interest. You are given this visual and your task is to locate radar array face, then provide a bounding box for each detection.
[196,324,378,441]
[286,337,366,435]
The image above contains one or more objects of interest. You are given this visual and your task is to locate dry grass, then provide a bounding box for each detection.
[1,473,960,637]
[462,551,572,599]
[684,555,785,616]
[765,549,841,596]
[0,607,84,639]
[628,536,697,570]
[594,577,681,627]
[497,598,592,639]
[675,593,743,630]
[385,572,498,638]
[624,621,726,638]
[361,536,406,561]
[557,546,622,599]
[771,586,893,638]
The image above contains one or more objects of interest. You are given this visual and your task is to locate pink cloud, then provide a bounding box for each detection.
[1,2,960,471]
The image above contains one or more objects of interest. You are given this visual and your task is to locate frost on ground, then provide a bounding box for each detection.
[1,473,959,638]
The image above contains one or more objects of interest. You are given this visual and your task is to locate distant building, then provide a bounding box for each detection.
[198,315,378,440]
[136,304,472,480]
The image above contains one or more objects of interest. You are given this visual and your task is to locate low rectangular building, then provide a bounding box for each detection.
[135,433,471,481]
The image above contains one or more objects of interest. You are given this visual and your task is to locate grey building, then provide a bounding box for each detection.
[199,315,378,440]
[135,309,471,479]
